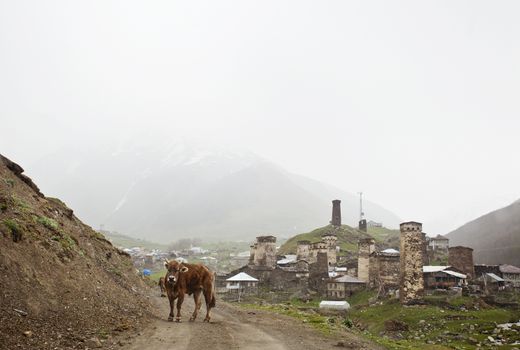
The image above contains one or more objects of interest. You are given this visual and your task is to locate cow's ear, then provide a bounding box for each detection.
[180,266,189,273]
[164,261,169,269]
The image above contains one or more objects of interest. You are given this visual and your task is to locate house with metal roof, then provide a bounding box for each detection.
[423,265,467,290]
[499,264,520,287]
[225,272,259,294]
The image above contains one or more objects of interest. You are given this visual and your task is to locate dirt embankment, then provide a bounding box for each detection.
[0,154,152,349]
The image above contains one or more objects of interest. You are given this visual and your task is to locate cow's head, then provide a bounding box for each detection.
[164,259,189,285]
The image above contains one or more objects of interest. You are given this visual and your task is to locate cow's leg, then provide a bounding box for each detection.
[167,295,175,322]
[203,288,214,322]
[190,290,202,322]
[175,293,184,322]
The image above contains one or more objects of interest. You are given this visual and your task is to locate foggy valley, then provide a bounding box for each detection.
[1,1,520,349]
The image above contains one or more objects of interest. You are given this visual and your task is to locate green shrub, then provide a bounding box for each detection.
[60,234,76,250]
[37,216,59,230]
[343,318,353,328]
[3,219,22,242]
[11,194,31,211]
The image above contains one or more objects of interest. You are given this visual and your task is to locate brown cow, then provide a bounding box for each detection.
[158,276,167,297]
[164,259,216,322]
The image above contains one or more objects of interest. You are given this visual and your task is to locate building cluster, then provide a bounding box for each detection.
[122,247,172,268]
[120,244,214,271]
[220,199,520,303]
[219,200,347,298]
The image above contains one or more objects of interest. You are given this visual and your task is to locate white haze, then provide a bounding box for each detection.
[1,1,520,235]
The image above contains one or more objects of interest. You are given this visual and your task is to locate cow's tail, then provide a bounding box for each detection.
[209,272,216,308]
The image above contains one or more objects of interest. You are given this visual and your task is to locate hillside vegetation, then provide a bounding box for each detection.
[103,231,169,251]
[447,199,520,266]
[0,154,150,349]
[278,224,400,256]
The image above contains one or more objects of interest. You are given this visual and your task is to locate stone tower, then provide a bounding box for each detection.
[448,246,475,279]
[399,221,425,304]
[359,219,367,232]
[357,238,375,282]
[331,199,341,226]
[322,232,337,266]
[296,240,311,261]
[252,236,277,270]
[248,242,257,265]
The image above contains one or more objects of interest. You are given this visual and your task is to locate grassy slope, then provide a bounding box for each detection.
[103,231,169,250]
[349,295,520,349]
[238,293,520,350]
[278,224,400,255]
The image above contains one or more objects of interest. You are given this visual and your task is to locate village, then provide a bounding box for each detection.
[215,200,520,302]
[113,200,520,348]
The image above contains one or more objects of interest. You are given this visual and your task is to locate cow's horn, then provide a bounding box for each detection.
[164,259,169,264]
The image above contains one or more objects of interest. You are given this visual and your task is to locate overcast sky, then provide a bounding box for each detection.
[1,1,519,234]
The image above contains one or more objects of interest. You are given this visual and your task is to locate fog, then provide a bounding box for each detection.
[1,1,520,236]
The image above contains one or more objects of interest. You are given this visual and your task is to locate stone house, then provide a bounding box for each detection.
[327,275,365,299]
[368,248,400,290]
[426,234,449,264]
[474,264,501,278]
[499,264,520,288]
[476,273,505,292]
[297,233,337,267]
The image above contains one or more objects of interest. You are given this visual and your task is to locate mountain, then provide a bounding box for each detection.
[25,139,401,242]
[446,200,520,266]
[0,154,150,349]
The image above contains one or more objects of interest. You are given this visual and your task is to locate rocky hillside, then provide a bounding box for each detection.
[26,140,401,242]
[278,224,400,262]
[0,155,151,349]
[447,199,520,266]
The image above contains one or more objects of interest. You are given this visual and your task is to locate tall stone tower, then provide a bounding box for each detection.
[399,222,425,304]
[296,240,311,261]
[252,236,277,270]
[322,232,337,266]
[357,238,375,282]
[331,199,341,226]
[448,246,475,279]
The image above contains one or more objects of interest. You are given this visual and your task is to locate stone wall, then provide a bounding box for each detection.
[369,252,400,289]
[399,221,425,304]
[448,246,475,279]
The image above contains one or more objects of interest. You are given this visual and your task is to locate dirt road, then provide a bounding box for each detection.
[122,296,381,350]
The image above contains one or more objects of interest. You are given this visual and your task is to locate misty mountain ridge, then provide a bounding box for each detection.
[447,199,520,266]
[27,139,401,242]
